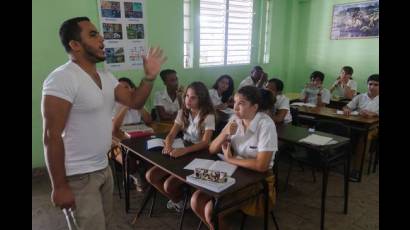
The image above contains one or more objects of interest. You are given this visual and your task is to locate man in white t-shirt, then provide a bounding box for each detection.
[154,69,183,121]
[238,66,268,89]
[41,17,166,230]
[329,66,358,100]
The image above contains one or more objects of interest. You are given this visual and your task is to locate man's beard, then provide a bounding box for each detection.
[82,43,106,63]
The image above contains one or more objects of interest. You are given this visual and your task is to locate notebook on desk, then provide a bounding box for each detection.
[121,123,154,138]
[299,134,335,146]
[146,138,185,151]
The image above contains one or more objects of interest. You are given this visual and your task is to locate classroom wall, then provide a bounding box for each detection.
[284,0,379,94]
[32,0,291,168]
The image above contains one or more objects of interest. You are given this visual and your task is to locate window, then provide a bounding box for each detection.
[263,0,272,63]
[183,0,193,68]
[199,0,254,67]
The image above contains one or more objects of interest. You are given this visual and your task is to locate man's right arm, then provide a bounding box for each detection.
[42,95,75,209]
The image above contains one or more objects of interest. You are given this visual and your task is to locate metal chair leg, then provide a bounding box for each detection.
[148,190,157,217]
[178,186,190,230]
[196,221,203,230]
[240,212,247,230]
[270,210,280,230]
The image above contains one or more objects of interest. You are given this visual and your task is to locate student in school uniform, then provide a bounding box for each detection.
[265,78,293,124]
[300,71,331,107]
[238,66,268,89]
[343,74,379,117]
[329,66,358,100]
[342,74,379,181]
[145,81,216,212]
[154,69,184,121]
[190,85,278,230]
[209,74,235,110]
[111,77,152,191]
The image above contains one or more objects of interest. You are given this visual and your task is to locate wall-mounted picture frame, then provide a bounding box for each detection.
[330,1,379,40]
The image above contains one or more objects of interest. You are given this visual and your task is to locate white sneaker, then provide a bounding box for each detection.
[166,200,190,212]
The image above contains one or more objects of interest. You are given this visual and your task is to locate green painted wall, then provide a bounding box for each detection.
[32,0,290,168]
[32,0,378,168]
[284,0,379,94]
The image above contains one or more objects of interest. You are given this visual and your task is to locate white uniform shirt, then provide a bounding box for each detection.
[209,88,222,106]
[112,102,143,125]
[42,60,118,176]
[154,89,180,114]
[238,76,256,89]
[300,87,331,105]
[273,94,292,124]
[347,93,379,115]
[175,110,215,143]
[332,79,358,98]
[229,112,278,169]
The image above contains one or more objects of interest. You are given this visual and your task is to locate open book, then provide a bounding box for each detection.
[121,123,154,138]
[336,110,359,116]
[291,102,316,108]
[146,138,185,151]
[299,134,337,146]
[184,158,237,176]
[186,174,235,193]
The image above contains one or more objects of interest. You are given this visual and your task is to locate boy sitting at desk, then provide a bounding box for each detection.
[300,71,331,107]
[342,74,379,181]
[330,66,357,100]
[342,74,379,117]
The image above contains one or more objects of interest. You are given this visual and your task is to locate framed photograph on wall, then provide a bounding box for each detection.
[330,1,379,40]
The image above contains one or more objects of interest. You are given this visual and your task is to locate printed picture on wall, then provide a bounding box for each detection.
[330,1,379,39]
[124,2,143,18]
[103,23,123,39]
[128,46,145,64]
[126,24,144,39]
[101,1,121,18]
[105,47,125,63]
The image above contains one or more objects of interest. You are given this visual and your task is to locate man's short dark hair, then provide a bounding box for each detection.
[367,74,379,83]
[118,77,136,89]
[252,66,263,72]
[159,69,177,81]
[342,66,354,75]
[59,17,90,52]
[310,71,325,82]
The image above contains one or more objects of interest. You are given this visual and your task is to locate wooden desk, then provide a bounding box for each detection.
[284,92,301,103]
[291,105,379,182]
[276,124,351,230]
[120,136,269,230]
[327,98,350,110]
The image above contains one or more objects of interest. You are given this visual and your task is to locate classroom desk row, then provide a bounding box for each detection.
[116,121,351,230]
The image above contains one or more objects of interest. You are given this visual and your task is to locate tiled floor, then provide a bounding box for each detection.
[32,161,378,230]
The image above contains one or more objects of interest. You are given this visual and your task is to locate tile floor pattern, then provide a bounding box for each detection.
[32,162,378,230]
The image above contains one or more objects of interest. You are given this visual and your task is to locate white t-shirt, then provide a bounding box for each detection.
[332,79,358,98]
[347,93,379,115]
[229,112,278,169]
[273,94,292,124]
[238,76,256,89]
[209,88,222,106]
[300,87,331,105]
[42,60,119,176]
[112,102,143,125]
[154,89,180,114]
[175,110,215,144]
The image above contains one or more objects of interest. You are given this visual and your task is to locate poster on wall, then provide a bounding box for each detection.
[330,1,379,40]
[97,0,147,71]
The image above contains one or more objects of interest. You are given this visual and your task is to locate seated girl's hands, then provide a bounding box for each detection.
[162,142,173,155]
[342,107,351,116]
[222,142,233,160]
[169,148,186,158]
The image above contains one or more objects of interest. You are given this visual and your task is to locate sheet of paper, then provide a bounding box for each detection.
[184,159,215,170]
[208,161,237,176]
[299,134,333,146]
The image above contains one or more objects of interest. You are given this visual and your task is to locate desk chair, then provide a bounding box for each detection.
[107,145,123,199]
[238,163,280,230]
[132,183,191,230]
[367,135,379,174]
[284,120,351,230]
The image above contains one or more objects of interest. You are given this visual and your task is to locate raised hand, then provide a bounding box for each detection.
[142,46,167,80]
